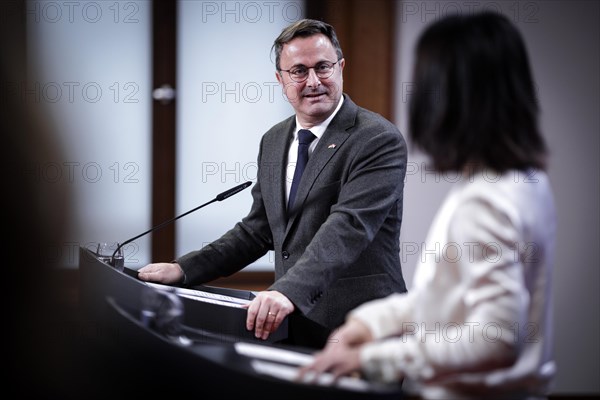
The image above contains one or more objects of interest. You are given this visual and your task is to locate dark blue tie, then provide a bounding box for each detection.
[288,129,316,210]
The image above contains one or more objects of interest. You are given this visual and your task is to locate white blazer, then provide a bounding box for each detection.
[350,169,556,400]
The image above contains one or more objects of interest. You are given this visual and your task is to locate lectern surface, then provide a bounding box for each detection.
[79,246,287,343]
[78,246,403,399]
[105,295,403,400]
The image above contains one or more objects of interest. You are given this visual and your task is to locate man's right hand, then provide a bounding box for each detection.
[137,262,184,285]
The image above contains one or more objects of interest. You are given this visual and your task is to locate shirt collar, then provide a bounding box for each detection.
[293,95,345,140]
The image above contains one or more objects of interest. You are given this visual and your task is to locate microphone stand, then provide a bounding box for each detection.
[110,181,252,266]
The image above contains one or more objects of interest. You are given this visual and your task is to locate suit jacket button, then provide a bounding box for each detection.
[282,251,290,259]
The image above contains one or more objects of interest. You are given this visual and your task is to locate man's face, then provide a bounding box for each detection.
[276,34,345,128]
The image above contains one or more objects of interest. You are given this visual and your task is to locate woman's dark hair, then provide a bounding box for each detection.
[272,18,344,71]
[409,12,547,172]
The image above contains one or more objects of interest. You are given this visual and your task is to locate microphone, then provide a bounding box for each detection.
[110,181,252,267]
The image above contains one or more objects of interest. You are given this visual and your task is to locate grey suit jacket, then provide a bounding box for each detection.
[177,94,407,329]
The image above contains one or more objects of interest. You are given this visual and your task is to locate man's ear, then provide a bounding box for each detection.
[275,70,283,86]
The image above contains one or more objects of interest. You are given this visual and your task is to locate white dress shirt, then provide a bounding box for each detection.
[285,96,344,205]
[349,169,557,400]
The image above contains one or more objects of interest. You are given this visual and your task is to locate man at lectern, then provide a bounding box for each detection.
[138,18,407,347]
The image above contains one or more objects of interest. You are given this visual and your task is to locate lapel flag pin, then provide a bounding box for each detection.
[328,143,336,149]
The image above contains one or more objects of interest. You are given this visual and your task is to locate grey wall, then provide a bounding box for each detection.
[176,0,304,270]
[394,0,599,394]
[26,0,153,267]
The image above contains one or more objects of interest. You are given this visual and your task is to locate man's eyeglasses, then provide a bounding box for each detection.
[279,59,342,83]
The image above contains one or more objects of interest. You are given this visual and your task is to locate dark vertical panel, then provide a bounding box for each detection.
[305,0,396,122]
[1,0,26,80]
[347,0,395,121]
[151,0,177,261]
[304,0,328,21]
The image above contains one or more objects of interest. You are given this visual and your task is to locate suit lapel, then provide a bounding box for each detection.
[270,119,294,224]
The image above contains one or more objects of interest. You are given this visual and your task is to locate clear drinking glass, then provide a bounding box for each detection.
[96,242,124,271]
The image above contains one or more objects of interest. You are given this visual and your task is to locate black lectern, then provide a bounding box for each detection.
[79,246,287,343]
[78,246,403,399]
